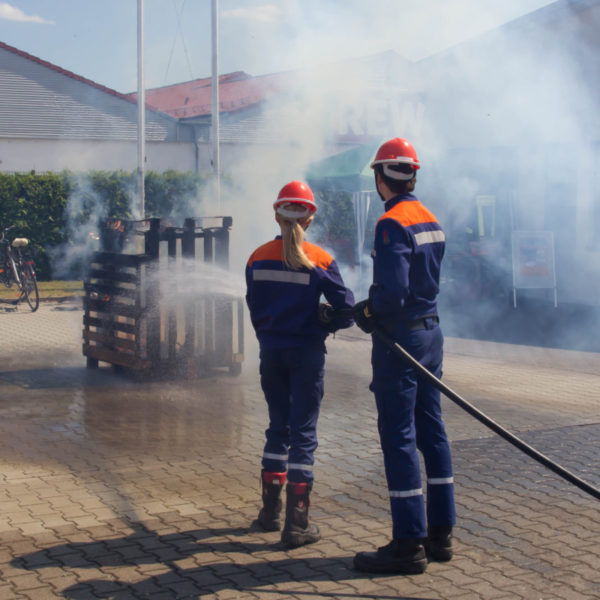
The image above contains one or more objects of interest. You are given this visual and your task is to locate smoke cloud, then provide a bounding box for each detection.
[413,2,600,350]
[40,1,600,354]
[210,1,600,353]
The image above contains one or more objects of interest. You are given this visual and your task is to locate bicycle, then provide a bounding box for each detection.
[0,225,40,312]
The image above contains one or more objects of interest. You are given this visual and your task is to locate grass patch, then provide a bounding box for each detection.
[0,280,83,300]
[38,280,84,298]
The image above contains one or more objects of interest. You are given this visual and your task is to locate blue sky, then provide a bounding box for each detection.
[0,0,555,93]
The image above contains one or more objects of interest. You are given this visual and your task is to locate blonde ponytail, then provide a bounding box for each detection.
[280,217,314,270]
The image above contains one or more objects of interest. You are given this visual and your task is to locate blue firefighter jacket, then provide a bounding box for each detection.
[246,236,355,349]
[369,193,445,322]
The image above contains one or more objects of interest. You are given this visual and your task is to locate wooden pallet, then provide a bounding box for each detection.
[82,217,244,378]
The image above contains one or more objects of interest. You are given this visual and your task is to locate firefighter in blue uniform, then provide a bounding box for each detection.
[246,181,354,547]
[352,138,456,574]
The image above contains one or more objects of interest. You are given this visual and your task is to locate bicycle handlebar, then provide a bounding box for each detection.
[0,224,16,241]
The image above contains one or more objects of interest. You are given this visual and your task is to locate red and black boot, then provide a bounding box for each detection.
[257,471,286,531]
[281,482,321,547]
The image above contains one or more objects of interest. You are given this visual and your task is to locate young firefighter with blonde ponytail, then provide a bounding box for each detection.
[245,181,354,547]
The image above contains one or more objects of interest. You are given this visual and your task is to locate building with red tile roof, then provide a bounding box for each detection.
[127,71,291,119]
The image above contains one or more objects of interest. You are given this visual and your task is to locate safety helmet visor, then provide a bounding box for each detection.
[370,137,420,170]
[381,163,416,181]
[274,181,317,215]
[275,201,313,219]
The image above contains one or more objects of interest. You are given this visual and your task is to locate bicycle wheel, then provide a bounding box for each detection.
[1,259,13,287]
[19,263,39,312]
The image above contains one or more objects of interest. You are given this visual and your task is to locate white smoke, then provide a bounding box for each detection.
[48,176,131,280]
[41,1,600,352]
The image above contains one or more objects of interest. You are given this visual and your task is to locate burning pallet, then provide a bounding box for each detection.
[83,217,244,378]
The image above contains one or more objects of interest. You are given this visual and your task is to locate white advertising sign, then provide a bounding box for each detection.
[511,230,557,306]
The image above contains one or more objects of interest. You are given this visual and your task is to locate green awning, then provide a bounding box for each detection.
[305,141,382,193]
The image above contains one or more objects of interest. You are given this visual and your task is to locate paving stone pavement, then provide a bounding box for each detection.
[0,300,599,599]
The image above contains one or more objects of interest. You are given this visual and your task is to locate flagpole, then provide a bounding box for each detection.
[137,0,146,218]
[211,0,220,210]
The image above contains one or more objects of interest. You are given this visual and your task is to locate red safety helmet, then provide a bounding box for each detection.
[273,181,317,217]
[370,137,420,171]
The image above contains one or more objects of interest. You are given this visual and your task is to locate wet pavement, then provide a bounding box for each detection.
[1,299,600,599]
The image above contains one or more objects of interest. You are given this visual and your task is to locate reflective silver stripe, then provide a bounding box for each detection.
[414,230,445,246]
[287,463,313,472]
[428,477,454,485]
[263,452,288,461]
[390,488,423,498]
[253,269,310,285]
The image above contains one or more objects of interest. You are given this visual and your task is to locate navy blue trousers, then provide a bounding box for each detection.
[259,345,325,484]
[371,319,456,539]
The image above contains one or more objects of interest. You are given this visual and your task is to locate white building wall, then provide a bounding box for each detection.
[0,139,197,173]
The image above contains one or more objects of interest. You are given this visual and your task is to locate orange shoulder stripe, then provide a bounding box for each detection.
[248,239,333,270]
[247,239,283,266]
[303,242,333,270]
[379,200,438,228]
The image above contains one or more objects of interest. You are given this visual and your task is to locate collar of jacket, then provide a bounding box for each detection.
[384,193,416,212]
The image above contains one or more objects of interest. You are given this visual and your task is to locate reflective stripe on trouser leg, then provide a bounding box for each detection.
[372,383,427,537]
[262,452,288,473]
[287,463,313,482]
[259,346,325,483]
[260,349,292,473]
[427,477,456,527]
[389,488,426,540]
[371,336,428,539]
[413,330,456,528]
[287,348,325,483]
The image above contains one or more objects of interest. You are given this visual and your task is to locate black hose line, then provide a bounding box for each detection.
[371,326,600,502]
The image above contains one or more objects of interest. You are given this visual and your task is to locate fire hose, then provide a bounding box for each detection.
[323,305,600,501]
[372,326,600,501]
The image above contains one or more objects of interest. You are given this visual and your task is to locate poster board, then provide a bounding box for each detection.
[511,230,557,307]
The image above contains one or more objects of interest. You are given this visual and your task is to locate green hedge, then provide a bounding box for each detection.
[0,170,209,280]
[310,189,383,266]
[0,170,372,280]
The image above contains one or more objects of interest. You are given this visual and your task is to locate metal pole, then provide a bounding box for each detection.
[211,0,220,210]
[137,0,146,219]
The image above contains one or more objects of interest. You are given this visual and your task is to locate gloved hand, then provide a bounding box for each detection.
[319,302,340,333]
[352,299,376,333]
[318,302,334,324]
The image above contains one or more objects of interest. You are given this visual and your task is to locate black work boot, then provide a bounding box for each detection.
[281,482,321,547]
[425,525,453,562]
[353,539,427,574]
[257,471,286,531]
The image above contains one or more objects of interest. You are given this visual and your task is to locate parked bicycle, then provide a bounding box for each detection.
[0,225,39,312]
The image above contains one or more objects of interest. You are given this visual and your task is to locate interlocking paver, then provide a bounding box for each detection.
[1,301,600,598]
